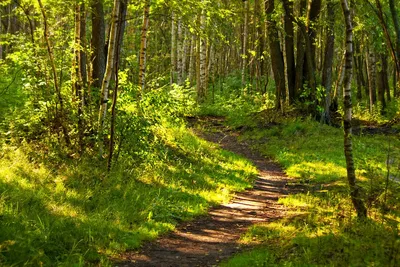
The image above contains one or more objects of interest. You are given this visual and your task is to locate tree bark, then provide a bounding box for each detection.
[321,0,335,124]
[282,0,296,103]
[198,6,207,102]
[341,0,368,219]
[91,0,106,89]
[98,0,120,155]
[266,0,285,110]
[241,0,249,88]
[139,0,150,94]
[170,12,177,85]
[389,0,400,96]
[366,50,377,112]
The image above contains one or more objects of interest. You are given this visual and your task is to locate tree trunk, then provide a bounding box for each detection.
[341,0,368,219]
[198,7,207,102]
[177,19,183,85]
[241,0,249,88]
[98,0,120,155]
[389,0,400,96]
[367,50,377,112]
[139,0,150,94]
[376,55,386,111]
[321,0,335,124]
[282,0,296,103]
[91,0,106,89]
[266,0,285,110]
[170,12,177,85]
[295,0,307,95]
[73,2,86,154]
[189,34,196,85]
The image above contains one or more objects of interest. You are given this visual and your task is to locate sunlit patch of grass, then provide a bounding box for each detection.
[222,117,400,267]
[0,118,257,266]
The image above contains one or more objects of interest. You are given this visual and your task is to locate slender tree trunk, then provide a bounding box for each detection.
[295,0,307,95]
[91,0,106,89]
[321,0,335,124]
[341,0,368,219]
[389,0,400,96]
[170,12,177,85]
[139,0,150,94]
[367,50,377,112]
[373,0,400,97]
[73,2,86,154]
[37,0,71,146]
[266,0,285,110]
[177,19,183,85]
[189,34,196,85]
[198,7,207,102]
[98,0,120,155]
[377,55,386,111]
[241,0,249,88]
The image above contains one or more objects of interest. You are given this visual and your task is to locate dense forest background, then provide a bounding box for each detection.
[0,0,399,265]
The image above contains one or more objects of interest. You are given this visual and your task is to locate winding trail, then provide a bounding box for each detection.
[117,117,292,267]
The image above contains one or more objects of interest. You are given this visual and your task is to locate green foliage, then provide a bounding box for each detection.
[0,85,257,266]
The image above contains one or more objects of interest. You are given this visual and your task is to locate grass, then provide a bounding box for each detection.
[0,96,258,266]
[221,116,400,266]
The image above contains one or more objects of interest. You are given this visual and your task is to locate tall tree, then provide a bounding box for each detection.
[98,0,120,154]
[91,0,106,89]
[341,0,367,218]
[266,0,285,109]
[139,0,150,94]
[282,0,296,103]
[321,0,335,124]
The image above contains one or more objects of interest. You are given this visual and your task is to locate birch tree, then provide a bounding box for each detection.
[341,0,367,218]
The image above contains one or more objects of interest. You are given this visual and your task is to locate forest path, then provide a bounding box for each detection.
[116,116,292,267]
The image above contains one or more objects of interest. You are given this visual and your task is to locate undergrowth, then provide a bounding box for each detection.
[222,116,400,266]
[0,86,258,266]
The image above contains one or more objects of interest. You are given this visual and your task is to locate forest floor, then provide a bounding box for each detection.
[116,117,296,266]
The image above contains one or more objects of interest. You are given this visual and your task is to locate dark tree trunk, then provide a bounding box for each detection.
[321,0,335,124]
[91,0,106,89]
[376,55,386,111]
[295,0,307,95]
[266,0,285,109]
[282,0,296,103]
[389,0,400,96]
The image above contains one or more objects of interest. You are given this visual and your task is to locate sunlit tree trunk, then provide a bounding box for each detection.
[98,0,120,154]
[189,34,196,85]
[341,0,367,219]
[198,7,207,102]
[177,19,183,85]
[170,12,177,85]
[139,0,150,94]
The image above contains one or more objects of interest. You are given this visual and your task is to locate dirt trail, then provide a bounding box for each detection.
[116,117,291,267]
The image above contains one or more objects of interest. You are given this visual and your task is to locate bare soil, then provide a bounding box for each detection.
[116,116,293,267]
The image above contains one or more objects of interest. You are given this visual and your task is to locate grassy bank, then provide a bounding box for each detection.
[0,88,258,266]
[222,118,400,266]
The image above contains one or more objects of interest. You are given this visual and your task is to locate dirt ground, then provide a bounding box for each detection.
[116,117,293,267]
